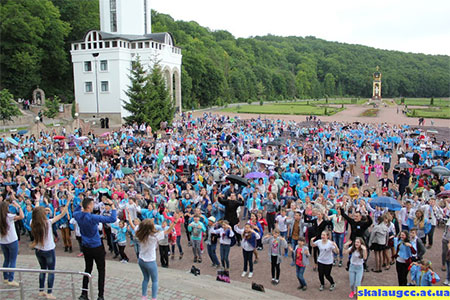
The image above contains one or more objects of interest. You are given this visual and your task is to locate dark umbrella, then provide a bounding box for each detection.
[18,130,28,136]
[437,191,450,198]
[395,162,412,169]
[266,140,282,146]
[431,166,450,176]
[369,196,402,211]
[409,133,420,137]
[225,174,248,186]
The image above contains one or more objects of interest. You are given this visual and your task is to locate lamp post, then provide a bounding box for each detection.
[74,112,79,130]
[92,53,100,117]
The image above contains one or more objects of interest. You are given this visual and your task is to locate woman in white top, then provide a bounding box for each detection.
[311,230,339,291]
[31,199,71,299]
[135,219,174,300]
[344,237,368,299]
[0,201,24,287]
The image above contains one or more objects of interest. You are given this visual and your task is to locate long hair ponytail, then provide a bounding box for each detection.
[0,202,9,237]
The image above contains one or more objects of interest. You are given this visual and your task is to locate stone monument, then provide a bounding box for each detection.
[32,87,45,105]
[372,66,382,100]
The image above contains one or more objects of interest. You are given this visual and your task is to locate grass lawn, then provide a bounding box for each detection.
[222,104,344,116]
[272,98,366,105]
[407,107,450,119]
[394,98,449,107]
[360,109,379,117]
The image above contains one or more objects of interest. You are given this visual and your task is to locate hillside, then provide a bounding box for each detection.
[1,0,448,108]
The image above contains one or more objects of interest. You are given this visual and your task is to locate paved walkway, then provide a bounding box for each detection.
[1,255,299,300]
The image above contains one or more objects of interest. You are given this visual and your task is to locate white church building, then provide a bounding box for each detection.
[70,0,182,123]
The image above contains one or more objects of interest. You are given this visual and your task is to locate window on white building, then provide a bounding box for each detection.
[101,81,109,92]
[85,82,93,93]
[100,60,108,71]
[84,61,92,72]
[110,0,117,32]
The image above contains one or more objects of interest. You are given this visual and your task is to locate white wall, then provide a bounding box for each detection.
[100,0,151,35]
[71,33,182,118]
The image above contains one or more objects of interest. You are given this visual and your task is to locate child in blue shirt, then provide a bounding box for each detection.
[110,220,129,263]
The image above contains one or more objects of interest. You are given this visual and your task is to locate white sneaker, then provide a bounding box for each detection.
[241,271,247,277]
[444,280,449,286]
[248,272,253,278]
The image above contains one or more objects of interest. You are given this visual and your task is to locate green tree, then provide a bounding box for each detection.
[123,57,151,125]
[0,0,70,99]
[44,96,61,118]
[0,89,22,124]
[123,58,174,129]
[324,73,336,97]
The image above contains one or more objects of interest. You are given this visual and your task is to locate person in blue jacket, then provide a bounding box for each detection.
[73,198,117,300]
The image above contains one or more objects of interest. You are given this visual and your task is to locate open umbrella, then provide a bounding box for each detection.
[249,149,262,157]
[437,191,450,198]
[46,178,67,188]
[245,172,268,179]
[18,130,28,136]
[421,169,432,175]
[225,174,248,186]
[53,136,66,140]
[369,196,402,211]
[431,166,450,176]
[395,162,412,169]
[6,137,18,146]
[256,159,275,166]
[409,133,420,137]
[77,136,89,140]
[100,132,110,137]
[122,167,134,175]
[427,130,438,134]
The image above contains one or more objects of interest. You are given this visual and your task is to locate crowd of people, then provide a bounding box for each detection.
[1,112,450,300]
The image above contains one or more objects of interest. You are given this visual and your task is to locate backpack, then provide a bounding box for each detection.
[229,234,237,247]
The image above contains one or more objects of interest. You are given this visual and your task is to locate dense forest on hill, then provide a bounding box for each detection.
[1,0,448,109]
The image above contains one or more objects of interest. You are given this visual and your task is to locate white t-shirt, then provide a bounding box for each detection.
[33,219,56,251]
[349,247,365,265]
[0,214,18,244]
[314,240,335,265]
[138,230,165,262]
[276,215,288,232]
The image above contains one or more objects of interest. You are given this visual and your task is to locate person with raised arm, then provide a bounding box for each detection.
[74,197,117,300]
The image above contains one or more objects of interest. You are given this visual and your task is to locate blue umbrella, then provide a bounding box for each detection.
[6,137,18,146]
[18,130,28,136]
[369,196,401,211]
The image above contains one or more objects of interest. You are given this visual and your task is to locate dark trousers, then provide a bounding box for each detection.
[396,261,409,286]
[267,213,276,233]
[243,249,254,273]
[104,226,113,252]
[118,245,128,261]
[271,255,280,279]
[318,262,334,285]
[159,245,169,267]
[82,245,106,298]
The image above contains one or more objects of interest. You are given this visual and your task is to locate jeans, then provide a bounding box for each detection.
[138,259,158,299]
[171,235,183,255]
[318,262,334,285]
[192,240,201,259]
[290,239,298,262]
[280,231,288,255]
[332,232,344,259]
[243,249,254,272]
[207,243,220,266]
[446,260,450,281]
[220,244,231,269]
[81,245,106,298]
[349,264,363,292]
[296,265,307,287]
[35,249,56,294]
[1,240,18,282]
[424,225,435,246]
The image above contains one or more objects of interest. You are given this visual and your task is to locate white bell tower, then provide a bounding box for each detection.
[99,0,151,35]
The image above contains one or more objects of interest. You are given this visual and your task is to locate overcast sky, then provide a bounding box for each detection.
[152,0,450,55]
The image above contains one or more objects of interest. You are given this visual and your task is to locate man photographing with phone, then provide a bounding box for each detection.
[74,197,117,300]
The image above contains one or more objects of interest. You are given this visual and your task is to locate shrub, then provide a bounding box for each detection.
[401,97,405,104]
[260,100,263,106]
[430,97,434,105]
